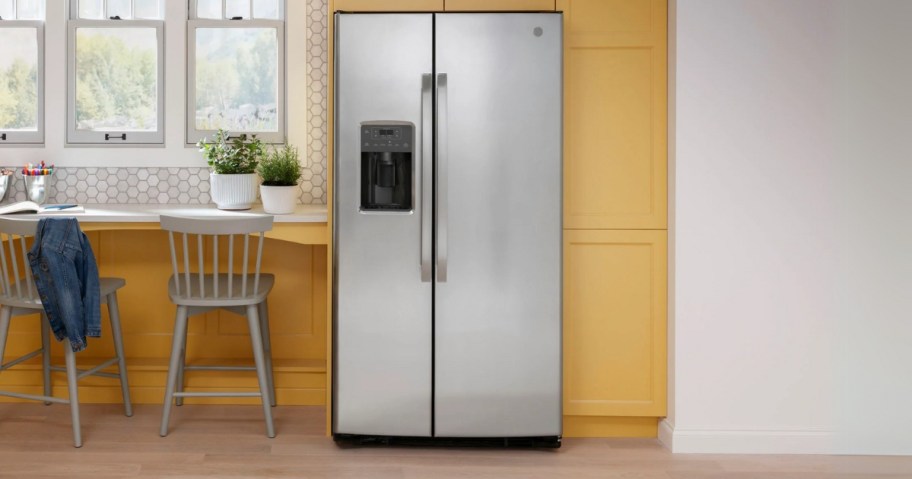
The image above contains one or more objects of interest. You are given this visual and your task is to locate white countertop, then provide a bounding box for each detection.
[39,204,328,223]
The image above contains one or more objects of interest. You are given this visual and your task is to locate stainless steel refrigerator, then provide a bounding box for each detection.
[333,12,562,446]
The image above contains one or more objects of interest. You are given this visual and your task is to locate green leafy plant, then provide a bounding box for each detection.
[257,144,302,186]
[197,129,264,174]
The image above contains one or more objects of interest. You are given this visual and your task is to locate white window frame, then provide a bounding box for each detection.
[0,13,45,145]
[67,1,165,145]
[187,0,285,145]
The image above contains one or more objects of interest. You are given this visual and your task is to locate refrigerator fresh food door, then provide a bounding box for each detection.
[334,13,434,437]
[434,13,563,437]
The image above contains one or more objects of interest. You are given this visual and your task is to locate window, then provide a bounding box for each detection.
[0,0,44,144]
[188,0,285,144]
[67,0,164,144]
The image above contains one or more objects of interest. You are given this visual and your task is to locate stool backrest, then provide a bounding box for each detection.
[159,215,274,300]
[0,217,40,302]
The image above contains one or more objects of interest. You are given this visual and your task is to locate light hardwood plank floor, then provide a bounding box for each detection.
[0,404,909,478]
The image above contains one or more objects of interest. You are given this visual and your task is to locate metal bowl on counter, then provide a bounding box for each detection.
[21,172,53,205]
[0,174,12,203]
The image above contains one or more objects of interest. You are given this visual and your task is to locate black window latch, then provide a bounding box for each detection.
[109,15,122,20]
[105,133,127,141]
[230,16,243,20]
[0,133,6,140]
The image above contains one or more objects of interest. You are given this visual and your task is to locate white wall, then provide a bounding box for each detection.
[2,0,308,168]
[667,0,912,455]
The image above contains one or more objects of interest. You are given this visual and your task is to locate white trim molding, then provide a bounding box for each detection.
[659,419,835,454]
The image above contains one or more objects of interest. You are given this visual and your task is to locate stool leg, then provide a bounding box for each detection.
[107,292,133,417]
[246,304,275,438]
[258,300,276,407]
[40,313,52,405]
[175,326,187,407]
[160,306,189,437]
[0,307,11,370]
[63,339,82,448]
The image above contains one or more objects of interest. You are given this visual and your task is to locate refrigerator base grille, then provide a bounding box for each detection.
[333,434,561,449]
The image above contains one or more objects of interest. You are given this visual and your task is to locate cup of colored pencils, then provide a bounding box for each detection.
[20,161,55,204]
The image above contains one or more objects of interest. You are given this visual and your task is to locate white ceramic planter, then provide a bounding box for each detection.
[260,185,299,215]
[209,173,258,210]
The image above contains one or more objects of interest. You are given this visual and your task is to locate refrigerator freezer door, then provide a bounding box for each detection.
[434,13,563,437]
[334,13,433,437]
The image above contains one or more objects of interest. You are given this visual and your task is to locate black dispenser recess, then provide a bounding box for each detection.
[360,122,413,211]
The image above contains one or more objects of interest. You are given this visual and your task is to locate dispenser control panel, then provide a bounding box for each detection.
[361,125,412,153]
[360,122,413,212]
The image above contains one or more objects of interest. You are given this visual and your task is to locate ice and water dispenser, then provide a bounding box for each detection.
[360,122,413,211]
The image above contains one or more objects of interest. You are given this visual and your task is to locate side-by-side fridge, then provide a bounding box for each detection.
[333,12,562,446]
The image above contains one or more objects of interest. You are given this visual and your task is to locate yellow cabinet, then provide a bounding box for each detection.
[563,230,667,417]
[560,0,667,230]
[333,0,443,11]
[335,0,554,13]
[559,0,667,437]
[444,0,555,10]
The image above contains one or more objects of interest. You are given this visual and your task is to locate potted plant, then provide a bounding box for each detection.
[257,144,302,215]
[198,129,264,210]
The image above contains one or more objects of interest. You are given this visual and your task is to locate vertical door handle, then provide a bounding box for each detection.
[436,73,448,283]
[420,74,433,282]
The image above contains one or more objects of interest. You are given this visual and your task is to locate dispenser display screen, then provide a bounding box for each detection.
[371,127,401,139]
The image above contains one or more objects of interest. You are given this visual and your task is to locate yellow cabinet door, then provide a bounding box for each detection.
[563,229,667,417]
[333,0,443,11]
[559,0,667,230]
[444,0,554,11]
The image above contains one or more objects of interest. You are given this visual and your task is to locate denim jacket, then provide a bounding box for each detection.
[27,218,101,352]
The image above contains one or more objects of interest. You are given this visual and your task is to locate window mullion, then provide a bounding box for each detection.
[221,0,226,19]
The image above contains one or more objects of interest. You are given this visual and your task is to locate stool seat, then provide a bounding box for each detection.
[167,274,274,307]
[0,277,127,310]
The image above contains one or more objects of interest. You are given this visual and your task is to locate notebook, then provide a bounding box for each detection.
[0,202,85,215]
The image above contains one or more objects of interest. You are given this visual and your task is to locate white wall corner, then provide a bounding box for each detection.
[658,419,675,451]
[666,428,835,455]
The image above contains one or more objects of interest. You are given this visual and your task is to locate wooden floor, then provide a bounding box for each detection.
[0,404,909,478]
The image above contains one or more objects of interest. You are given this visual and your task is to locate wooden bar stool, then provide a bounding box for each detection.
[159,214,277,438]
[0,217,132,448]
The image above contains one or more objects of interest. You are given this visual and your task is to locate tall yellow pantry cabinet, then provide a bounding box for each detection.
[327,0,668,437]
[559,0,667,437]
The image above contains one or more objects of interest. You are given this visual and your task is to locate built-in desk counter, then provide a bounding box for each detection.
[0,203,330,407]
[68,204,329,245]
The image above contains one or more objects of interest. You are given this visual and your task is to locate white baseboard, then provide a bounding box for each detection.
[658,420,834,454]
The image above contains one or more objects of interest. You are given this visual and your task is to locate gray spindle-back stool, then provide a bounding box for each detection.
[159,214,277,438]
[0,217,132,448]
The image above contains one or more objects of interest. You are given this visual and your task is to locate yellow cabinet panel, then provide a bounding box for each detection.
[97,231,326,362]
[563,230,666,416]
[568,0,652,34]
[560,0,667,230]
[445,0,554,11]
[566,48,656,227]
[333,0,443,11]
